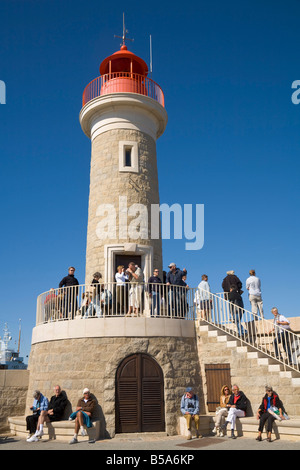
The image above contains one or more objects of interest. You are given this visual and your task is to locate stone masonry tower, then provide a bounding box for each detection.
[23,30,202,440]
[80,38,168,283]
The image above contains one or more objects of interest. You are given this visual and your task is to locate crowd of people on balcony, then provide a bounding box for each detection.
[42,264,295,366]
[44,262,190,320]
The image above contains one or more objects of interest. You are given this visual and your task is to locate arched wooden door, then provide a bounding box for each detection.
[116,353,165,433]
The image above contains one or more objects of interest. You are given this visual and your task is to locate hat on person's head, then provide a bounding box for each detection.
[83,388,90,394]
[186,387,193,393]
[226,270,235,275]
[168,262,176,268]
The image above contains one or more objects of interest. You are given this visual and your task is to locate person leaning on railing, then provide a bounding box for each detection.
[148,269,162,316]
[222,270,243,300]
[270,307,292,364]
[166,263,187,317]
[85,272,103,317]
[246,269,264,318]
[115,265,128,315]
[58,267,79,319]
[126,262,144,317]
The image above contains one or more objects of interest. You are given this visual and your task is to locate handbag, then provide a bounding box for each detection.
[267,406,282,421]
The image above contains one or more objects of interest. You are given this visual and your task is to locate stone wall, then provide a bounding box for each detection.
[0,370,29,432]
[197,323,300,417]
[85,128,163,283]
[26,335,202,437]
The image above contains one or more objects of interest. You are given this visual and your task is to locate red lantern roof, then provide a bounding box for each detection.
[99,45,148,77]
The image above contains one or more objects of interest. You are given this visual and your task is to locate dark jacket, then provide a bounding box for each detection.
[91,278,103,296]
[48,393,68,421]
[148,276,162,293]
[258,393,282,414]
[222,274,242,293]
[59,274,79,288]
[166,268,187,286]
[228,391,248,412]
[228,288,243,303]
[77,396,96,416]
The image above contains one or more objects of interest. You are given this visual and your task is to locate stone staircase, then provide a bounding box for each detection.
[197,321,300,439]
[199,322,300,389]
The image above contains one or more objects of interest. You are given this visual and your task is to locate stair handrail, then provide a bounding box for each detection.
[195,287,300,374]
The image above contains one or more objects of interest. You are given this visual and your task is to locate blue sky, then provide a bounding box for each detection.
[0,0,299,362]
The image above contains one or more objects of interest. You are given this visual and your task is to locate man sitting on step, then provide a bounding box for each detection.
[180,386,202,440]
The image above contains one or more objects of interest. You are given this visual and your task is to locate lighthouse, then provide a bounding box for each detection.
[80,34,168,284]
[23,29,201,440]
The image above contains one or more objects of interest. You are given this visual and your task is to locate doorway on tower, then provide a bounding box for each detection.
[115,353,165,433]
[114,254,144,315]
[114,254,142,274]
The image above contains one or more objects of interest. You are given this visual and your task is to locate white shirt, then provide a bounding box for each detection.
[274,314,291,331]
[198,280,211,301]
[246,275,261,296]
[115,272,128,285]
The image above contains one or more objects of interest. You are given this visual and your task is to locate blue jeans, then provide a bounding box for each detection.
[168,289,181,317]
[151,292,160,316]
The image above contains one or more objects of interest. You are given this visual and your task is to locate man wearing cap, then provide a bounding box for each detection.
[69,388,96,444]
[180,387,202,440]
[166,263,187,317]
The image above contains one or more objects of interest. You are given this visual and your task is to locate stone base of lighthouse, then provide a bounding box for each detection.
[26,318,202,437]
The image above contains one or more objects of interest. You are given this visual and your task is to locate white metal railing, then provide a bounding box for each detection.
[37,282,194,324]
[36,283,300,374]
[195,288,300,374]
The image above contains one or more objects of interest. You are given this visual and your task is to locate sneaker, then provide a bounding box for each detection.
[27,435,39,442]
[35,429,44,437]
[186,430,192,440]
[69,437,78,444]
[212,426,217,434]
[80,427,87,436]
[219,430,224,437]
[26,434,33,441]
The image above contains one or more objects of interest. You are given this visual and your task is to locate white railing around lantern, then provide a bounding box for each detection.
[36,284,300,374]
[82,72,165,108]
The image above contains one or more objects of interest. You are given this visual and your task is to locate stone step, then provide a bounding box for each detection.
[180,415,300,441]
[8,416,100,442]
[292,377,300,387]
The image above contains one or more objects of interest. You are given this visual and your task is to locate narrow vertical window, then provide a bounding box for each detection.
[125,147,132,167]
[119,141,138,173]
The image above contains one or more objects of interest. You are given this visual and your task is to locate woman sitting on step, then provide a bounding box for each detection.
[212,385,232,437]
[256,386,285,442]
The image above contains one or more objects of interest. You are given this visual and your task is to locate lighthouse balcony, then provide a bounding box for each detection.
[82,73,165,108]
[36,283,194,325]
